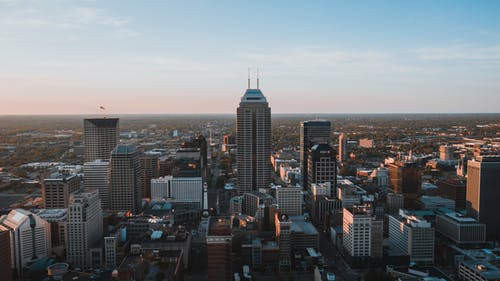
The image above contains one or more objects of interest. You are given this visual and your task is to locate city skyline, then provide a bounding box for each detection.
[2,1,500,114]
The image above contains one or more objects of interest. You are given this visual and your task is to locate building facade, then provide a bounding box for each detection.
[110,144,142,213]
[83,159,110,210]
[42,173,80,209]
[300,120,331,188]
[236,86,271,194]
[307,143,337,195]
[84,118,119,163]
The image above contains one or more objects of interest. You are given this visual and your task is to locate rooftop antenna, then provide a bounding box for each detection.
[257,68,260,89]
[247,67,251,89]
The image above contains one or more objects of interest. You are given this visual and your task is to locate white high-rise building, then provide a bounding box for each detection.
[0,209,51,275]
[66,190,103,268]
[338,133,348,162]
[276,185,303,216]
[83,159,109,210]
[389,209,435,264]
[151,176,203,208]
[236,82,271,194]
[343,205,374,258]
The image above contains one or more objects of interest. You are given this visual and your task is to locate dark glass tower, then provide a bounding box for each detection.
[300,120,331,188]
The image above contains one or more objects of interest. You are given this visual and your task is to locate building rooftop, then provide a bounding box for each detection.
[240,89,268,103]
[444,212,478,223]
[112,144,137,155]
[33,209,67,221]
[289,215,319,235]
[84,117,119,127]
[207,217,232,236]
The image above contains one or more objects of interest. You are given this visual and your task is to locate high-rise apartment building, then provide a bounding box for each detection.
[300,120,331,188]
[466,155,500,241]
[110,144,142,213]
[66,190,103,268]
[307,143,337,195]
[0,209,51,276]
[83,159,110,210]
[42,173,80,209]
[84,118,119,163]
[388,161,422,209]
[236,84,271,194]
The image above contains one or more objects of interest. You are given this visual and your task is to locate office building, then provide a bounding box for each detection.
[0,229,12,281]
[66,190,103,268]
[466,156,500,241]
[236,83,271,194]
[275,185,303,216]
[110,144,142,213]
[181,135,208,181]
[389,209,434,264]
[140,151,160,199]
[0,209,51,276]
[300,120,331,188]
[307,143,337,194]
[338,133,348,162]
[419,195,455,211]
[84,118,119,162]
[104,236,117,269]
[34,209,67,250]
[83,159,110,209]
[457,153,469,177]
[150,176,203,208]
[435,211,485,244]
[439,145,454,161]
[206,217,232,281]
[276,214,292,272]
[173,148,202,178]
[343,205,383,259]
[436,178,466,210]
[42,173,80,209]
[457,248,500,281]
[388,161,422,209]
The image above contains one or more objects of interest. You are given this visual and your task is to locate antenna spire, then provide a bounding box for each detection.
[257,68,260,89]
[247,67,251,89]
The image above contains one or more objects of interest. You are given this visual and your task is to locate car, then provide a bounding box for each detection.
[326,272,336,281]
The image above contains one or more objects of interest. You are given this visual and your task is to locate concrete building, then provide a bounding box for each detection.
[435,211,485,244]
[140,151,161,199]
[236,85,271,194]
[0,229,13,281]
[466,156,500,241]
[42,173,80,209]
[150,176,203,208]
[229,196,243,215]
[83,159,110,210]
[388,209,434,264]
[66,190,103,268]
[342,205,383,259]
[34,209,67,251]
[83,118,119,163]
[358,138,374,148]
[110,144,142,213]
[307,143,337,194]
[388,161,422,209]
[457,248,500,281]
[206,217,232,281]
[300,120,331,188]
[0,209,51,276]
[276,185,303,216]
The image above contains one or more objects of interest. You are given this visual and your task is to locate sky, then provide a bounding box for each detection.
[1,0,500,114]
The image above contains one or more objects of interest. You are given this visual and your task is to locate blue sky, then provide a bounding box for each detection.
[1,0,499,114]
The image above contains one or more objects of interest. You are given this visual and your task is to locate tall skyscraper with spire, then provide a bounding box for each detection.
[236,74,271,194]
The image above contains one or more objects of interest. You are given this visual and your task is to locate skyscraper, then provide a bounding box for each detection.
[307,143,337,195]
[207,217,232,281]
[83,159,110,210]
[139,151,160,199]
[300,120,331,188]
[338,133,348,162]
[42,173,80,209]
[110,144,142,213]
[466,155,500,241]
[388,161,422,209]
[66,190,103,268]
[0,230,12,281]
[236,82,271,194]
[84,118,119,162]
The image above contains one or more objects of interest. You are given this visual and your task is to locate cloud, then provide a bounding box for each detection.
[415,45,500,64]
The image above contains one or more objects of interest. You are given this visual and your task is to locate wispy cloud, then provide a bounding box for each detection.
[414,45,500,64]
